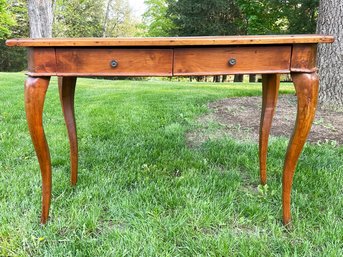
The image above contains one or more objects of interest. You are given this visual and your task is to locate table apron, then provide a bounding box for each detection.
[26,44,319,76]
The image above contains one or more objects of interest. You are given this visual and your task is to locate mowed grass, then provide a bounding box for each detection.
[0,72,342,256]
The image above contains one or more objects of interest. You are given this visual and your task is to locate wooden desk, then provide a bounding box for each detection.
[6,35,334,225]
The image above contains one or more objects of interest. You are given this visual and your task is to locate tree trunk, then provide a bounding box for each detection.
[103,0,112,37]
[249,74,256,83]
[196,76,205,82]
[213,75,221,83]
[27,0,54,38]
[316,0,343,105]
[234,74,243,82]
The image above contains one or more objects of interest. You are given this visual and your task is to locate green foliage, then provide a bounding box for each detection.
[237,0,285,34]
[142,0,175,36]
[167,0,244,36]
[103,0,140,37]
[53,0,105,37]
[53,0,140,38]
[142,0,319,37]
[282,0,319,34]
[0,0,15,38]
[0,39,26,71]
[0,73,342,255]
[7,0,29,37]
[237,0,319,35]
[0,0,28,72]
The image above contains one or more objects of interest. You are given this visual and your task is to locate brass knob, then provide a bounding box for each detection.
[228,58,237,66]
[110,60,118,68]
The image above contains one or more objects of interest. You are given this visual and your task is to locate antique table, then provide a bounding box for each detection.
[6,35,334,224]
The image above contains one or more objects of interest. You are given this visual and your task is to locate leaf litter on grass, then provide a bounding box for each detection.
[186,94,343,147]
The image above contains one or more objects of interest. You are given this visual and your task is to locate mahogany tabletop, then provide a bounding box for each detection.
[6,34,334,47]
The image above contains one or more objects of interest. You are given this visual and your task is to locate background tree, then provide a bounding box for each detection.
[54,0,104,37]
[283,0,319,34]
[0,0,15,38]
[7,0,29,37]
[316,0,343,106]
[142,0,174,37]
[0,0,28,71]
[237,0,283,35]
[167,0,243,36]
[53,0,139,38]
[27,0,54,37]
[102,0,139,37]
[237,0,319,35]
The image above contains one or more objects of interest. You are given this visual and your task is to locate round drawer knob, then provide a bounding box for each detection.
[110,60,118,68]
[228,58,237,66]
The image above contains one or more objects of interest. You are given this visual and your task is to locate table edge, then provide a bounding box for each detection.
[6,35,335,47]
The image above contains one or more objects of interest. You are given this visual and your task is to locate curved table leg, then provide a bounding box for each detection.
[259,74,280,185]
[25,76,51,224]
[58,77,78,185]
[282,72,319,225]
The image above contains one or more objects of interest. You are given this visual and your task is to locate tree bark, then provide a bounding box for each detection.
[316,0,343,105]
[103,0,112,37]
[196,76,206,82]
[27,0,54,38]
[234,74,243,82]
[213,75,221,83]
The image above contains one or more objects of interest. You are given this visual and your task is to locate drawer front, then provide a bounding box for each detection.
[56,48,173,76]
[174,46,291,75]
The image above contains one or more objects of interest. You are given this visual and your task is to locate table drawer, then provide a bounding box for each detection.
[56,48,173,76]
[173,46,291,75]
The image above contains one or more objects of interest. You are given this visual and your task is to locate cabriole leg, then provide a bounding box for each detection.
[282,72,319,225]
[25,76,51,224]
[58,77,78,185]
[259,74,280,185]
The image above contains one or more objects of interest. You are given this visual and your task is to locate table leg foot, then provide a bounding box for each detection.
[259,74,280,185]
[58,77,78,186]
[25,76,51,224]
[282,72,319,225]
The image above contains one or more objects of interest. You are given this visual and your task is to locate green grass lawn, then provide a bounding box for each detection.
[0,72,342,256]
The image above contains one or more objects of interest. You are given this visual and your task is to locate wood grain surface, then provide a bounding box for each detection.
[259,74,280,185]
[56,48,173,76]
[58,77,78,185]
[173,46,291,75]
[282,72,319,225]
[6,35,334,47]
[291,44,318,72]
[27,48,56,75]
[24,77,52,224]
